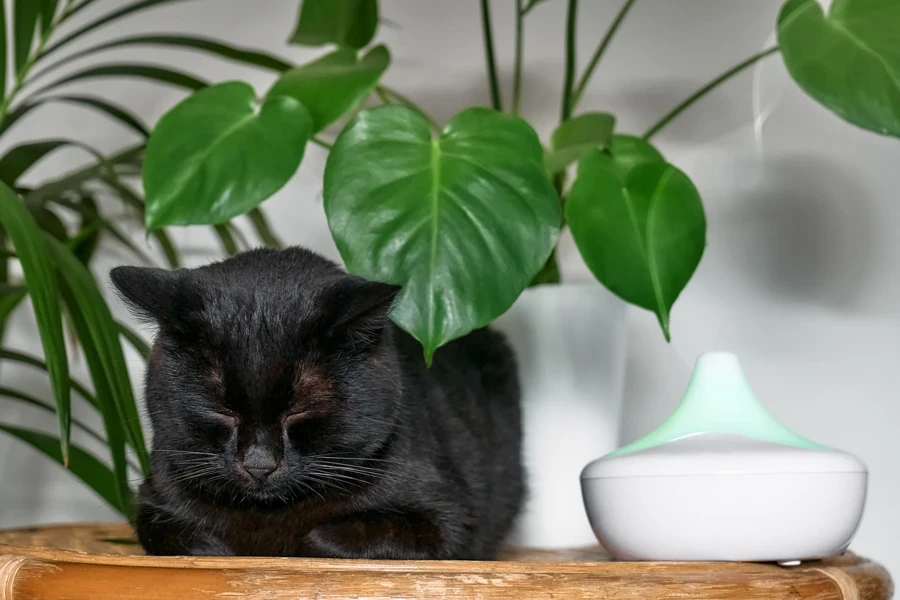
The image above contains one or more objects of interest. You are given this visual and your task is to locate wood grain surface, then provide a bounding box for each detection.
[0,523,892,599]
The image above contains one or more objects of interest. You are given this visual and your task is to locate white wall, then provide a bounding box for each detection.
[0,0,897,577]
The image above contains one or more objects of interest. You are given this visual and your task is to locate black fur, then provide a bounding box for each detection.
[111,247,524,559]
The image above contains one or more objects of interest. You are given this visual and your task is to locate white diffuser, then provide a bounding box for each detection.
[581,352,867,563]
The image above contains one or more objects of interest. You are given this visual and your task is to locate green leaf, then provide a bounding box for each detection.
[324,106,561,362]
[46,236,150,477]
[59,282,133,516]
[0,228,23,345]
[25,144,144,206]
[0,2,7,100]
[70,194,101,265]
[0,347,97,409]
[0,283,26,295]
[39,0,193,60]
[545,112,615,174]
[289,0,378,49]
[777,0,900,137]
[0,386,108,449]
[143,81,312,230]
[30,206,67,241]
[35,35,292,82]
[0,385,140,473]
[1,96,149,140]
[267,45,390,133]
[0,424,126,516]
[70,224,101,265]
[58,0,101,21]
[0,294,20,348]
[565,150,705,340]
[0,103,32,139]
[247,208,282,248]
[53,95,149,137]
[35,64,207,96]
[52,197,154,265]
[0,140,70,185]
[98,176,180,268]
[0,182,71,463]
[608,134,665,178]
[38,0,61,37]
[13,0,41,76]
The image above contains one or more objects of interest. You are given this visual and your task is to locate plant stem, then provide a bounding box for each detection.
[0,3,71,124]
[375,87,391,105]
[377,85,442,132]
[311,136,333,150]
[643,45,780,139]
[529,250,561,286]
[571,0,637,112]
[561,0,578,122]
[512,0,525,115]
[520,0,545,16]
[479,0,503,111]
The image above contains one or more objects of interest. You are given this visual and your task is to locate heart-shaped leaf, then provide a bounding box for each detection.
[267,45,389,133]
[608,134,664,178]
[324,106,561,362]
[289,0,378,49]
[566,150,705,339]
[778,0,900,137]
[545,112,615,174]
[143,81,312,230]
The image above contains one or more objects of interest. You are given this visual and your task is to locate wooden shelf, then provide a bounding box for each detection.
[0,523,892,599]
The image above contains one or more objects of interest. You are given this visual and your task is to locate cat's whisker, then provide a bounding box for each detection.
[167,468,219,482]
[312,463,387,477]
[312,460,387,473]
[291,478,327,502]
[310,454,400,464]
[355,415,405,428]
[165,465,223,485]
[303,475,358,496]
[305,469,371,489]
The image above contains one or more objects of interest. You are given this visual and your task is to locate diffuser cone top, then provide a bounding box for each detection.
[610,352,828,457]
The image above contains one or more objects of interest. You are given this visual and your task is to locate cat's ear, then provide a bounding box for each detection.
[325,279,401,348]
[110,266,202,325]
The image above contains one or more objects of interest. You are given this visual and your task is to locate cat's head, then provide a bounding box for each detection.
[111,247,402,508]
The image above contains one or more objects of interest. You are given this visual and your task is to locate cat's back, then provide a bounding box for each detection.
[392,326,524,556]
[393,325,520,414]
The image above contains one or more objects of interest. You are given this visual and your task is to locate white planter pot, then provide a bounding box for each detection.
[493,283,627,548]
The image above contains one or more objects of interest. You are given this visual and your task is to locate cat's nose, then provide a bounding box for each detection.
[242,461,277,483]
[241,434,281,483]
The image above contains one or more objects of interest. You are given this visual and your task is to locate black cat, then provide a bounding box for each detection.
[111,247,524,559]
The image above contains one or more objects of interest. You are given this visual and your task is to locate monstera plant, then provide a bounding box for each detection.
[142,0,900,363]
[0,0,898,514]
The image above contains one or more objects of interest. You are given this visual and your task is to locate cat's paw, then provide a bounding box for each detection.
[189,536,234,556]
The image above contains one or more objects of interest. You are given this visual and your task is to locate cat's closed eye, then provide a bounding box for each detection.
[209,411,239,427]
[282,410,311,428]
[192,410,239,440]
